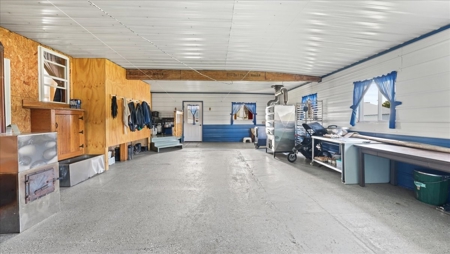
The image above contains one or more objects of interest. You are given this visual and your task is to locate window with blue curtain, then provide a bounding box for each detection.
[301,93,317,104]
[350,71,400,129]
[231,102,257,125]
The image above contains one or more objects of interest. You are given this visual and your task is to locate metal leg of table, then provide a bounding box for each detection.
[390,160,397,185]
[358,148,365,187]
[340,143,345,183]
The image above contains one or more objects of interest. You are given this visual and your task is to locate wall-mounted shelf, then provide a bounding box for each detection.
[22,99,84,111]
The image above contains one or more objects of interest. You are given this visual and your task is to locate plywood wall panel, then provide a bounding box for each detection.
[0,27,72,132]
[72,58,106,156]
[105,60,151,147]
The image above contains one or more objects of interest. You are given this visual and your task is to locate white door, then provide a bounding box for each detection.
[183,102,203,141]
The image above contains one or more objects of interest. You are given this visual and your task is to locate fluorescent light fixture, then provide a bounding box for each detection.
[184,56,203,59]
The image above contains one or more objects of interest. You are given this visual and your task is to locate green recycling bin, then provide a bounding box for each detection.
[414,170,449,206]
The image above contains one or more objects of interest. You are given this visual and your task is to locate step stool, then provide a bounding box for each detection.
[243,137,252,143]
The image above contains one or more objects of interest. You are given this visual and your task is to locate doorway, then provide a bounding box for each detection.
[183,101,203,141]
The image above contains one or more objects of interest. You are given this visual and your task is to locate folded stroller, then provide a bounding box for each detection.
[287,122,328,162]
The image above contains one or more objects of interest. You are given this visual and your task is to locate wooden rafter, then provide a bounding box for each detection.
[126,69,321,82]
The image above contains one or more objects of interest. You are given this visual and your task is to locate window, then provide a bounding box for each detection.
[186,104,199,125]
[38,46,70,103]
[231,102,256,125]
[358,81,390,122]
[350,71,399,128]
[234,106,253,121]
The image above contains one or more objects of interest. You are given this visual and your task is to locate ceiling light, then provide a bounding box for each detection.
[184,56,203,59]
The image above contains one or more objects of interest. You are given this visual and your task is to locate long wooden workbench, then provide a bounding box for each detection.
[354,143,450,187]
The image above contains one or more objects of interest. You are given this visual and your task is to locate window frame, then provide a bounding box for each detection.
[358,81,389,123]
[231,102,257,125]
[233,105,254,122]
[38,46,70,104]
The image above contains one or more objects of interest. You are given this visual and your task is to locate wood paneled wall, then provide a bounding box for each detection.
[72,59,106,156]
[72,58,151,167]
[105,60,151,147]
[0,27,73,132]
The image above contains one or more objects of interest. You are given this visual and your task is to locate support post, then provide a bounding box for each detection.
[120,143,128,161]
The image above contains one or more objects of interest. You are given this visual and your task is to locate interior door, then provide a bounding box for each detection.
[183,102,202,141]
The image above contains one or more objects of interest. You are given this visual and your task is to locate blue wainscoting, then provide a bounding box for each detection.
[357,132,450,192]
[203,124,263,142]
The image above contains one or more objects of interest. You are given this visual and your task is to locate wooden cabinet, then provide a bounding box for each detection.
[29,108,85,160]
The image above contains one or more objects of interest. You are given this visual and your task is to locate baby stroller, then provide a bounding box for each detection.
[287,122,328,162]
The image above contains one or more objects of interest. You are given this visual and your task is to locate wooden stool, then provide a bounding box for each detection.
[243,137,252,143]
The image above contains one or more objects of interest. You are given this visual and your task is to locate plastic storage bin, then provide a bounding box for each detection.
[414,170,449,206]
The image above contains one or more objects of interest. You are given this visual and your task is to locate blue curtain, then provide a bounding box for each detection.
[373,71,401,129]
[230,102,244,125]
[349,79,373,126]
[301,93,317,104]
[187,104,198,125]
[231,102,256,125]
[244,103,257,125]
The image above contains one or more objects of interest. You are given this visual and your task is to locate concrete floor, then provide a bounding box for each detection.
[1,143,450,253]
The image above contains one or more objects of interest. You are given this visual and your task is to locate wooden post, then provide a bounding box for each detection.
[120,143,128,161]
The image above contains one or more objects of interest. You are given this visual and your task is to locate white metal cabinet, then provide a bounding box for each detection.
[265,105,296,156]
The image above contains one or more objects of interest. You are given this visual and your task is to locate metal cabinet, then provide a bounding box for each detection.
[0,132,60,233]
[265,105,296,156]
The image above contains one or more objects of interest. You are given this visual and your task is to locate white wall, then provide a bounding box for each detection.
[152,93,274,125]
[288,30,450,139]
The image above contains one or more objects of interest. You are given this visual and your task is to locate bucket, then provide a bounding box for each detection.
[413,170,449,206]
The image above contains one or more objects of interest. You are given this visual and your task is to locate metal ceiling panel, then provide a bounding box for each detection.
[0,0,449,93]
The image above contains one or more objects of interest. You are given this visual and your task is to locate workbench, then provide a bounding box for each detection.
[354,143,450,187]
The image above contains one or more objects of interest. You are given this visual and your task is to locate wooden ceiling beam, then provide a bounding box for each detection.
[126,69,321,82]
